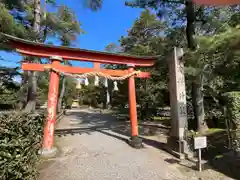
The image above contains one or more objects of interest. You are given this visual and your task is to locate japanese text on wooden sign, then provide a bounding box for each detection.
[194,136,207,149]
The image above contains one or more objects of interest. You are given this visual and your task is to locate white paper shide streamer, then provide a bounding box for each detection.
[113,81,118,91]
[94,76,99,86]
[84,77,89,86]
[76,79,82,89]
[104,78,108,88]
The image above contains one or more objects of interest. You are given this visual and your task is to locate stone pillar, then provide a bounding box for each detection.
[167,47,189,159]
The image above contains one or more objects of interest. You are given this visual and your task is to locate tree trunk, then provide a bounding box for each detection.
[24,71,38,112]
[192,75,208,133]
[57,76,66,113]
[185,0,197,50]
[24,0,41,112]
[17,70,28,110]
[185,1,208,132]
[33,0,41,34]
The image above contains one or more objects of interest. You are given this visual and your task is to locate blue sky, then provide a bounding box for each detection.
[0,0,143,71]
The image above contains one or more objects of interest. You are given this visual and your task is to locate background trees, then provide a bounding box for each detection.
[0,0,82,112]
[0,0,239,135]
[0,2,240,179]
[0,66,20,109]
[96,2,239,135]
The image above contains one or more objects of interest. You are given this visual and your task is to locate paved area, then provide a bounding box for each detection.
[39,109,233,180]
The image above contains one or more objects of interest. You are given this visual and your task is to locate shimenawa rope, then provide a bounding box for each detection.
[43,65,140,81]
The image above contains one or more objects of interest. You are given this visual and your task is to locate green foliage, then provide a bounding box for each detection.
[0,0,84,112]
[79,83,102,107]
[120,9,166,55]
[107,9,169,115]
[45,5,84,45]
[84,0,103,11]
[46,0,56,4]
[104,43,122,53]
[0,1,34,42]
[0,112,45,180]
[184,26,240,97]
[223,92,240,127]
[63,77,78,108]
[0,2,27,50]
[101,4,240,129]
[0,0,84,47]
[0,3,15,34]
[0,66,20,108]
[36,72,50,106]
[223,92,240,152]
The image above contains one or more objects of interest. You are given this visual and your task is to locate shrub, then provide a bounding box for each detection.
[0,112,45,180]
[223,92,240,153]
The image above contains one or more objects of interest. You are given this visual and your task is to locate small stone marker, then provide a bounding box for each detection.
[194,136,207,172]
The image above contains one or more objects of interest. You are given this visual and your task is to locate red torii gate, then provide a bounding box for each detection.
[193,0,239,5]
[4,34,156,155]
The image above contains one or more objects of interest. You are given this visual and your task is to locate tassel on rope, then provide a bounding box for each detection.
[84,78,89,86]
[113,81,119,91]
[94,76,99,86]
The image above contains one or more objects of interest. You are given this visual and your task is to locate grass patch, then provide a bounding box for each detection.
[204,128,225,135]
[188,128,225,137]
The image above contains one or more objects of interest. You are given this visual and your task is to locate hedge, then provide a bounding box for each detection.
[223,92,240,153]
[0,112,45,180]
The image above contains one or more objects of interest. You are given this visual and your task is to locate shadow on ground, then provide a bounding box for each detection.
[55,109,168,156]
[55,109,240,180]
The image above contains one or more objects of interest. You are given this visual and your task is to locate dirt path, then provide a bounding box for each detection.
[38,109,233,180]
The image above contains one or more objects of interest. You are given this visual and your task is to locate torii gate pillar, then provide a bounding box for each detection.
[39,56,62,156]
[127,64,143,148]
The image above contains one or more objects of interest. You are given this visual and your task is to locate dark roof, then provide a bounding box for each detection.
[2,33,157,66]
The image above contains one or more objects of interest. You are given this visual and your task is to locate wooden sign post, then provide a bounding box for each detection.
[194,136,207,172]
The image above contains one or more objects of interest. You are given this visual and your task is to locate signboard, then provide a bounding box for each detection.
[194,136,207,149]
[194,136,207,172]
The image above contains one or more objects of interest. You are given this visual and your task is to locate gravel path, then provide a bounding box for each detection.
[39,109,232,180]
